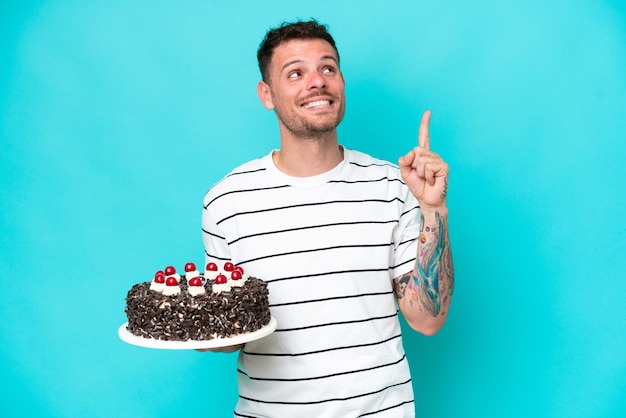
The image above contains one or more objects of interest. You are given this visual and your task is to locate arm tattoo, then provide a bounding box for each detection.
[440,177,449,200]
[393,273,411,299]
[398,211,454,317]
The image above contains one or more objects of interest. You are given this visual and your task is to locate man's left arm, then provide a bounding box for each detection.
[394,205,453,335]
[395,110,454,335]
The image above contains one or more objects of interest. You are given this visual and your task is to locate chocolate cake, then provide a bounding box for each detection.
[124,262,271,341]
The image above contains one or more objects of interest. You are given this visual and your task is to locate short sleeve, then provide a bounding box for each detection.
[392,187,420,278]
[201,203,231,266]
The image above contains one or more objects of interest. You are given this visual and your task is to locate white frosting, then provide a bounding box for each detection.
[162,285,181,296]
[203,270,220,281]
[166,273,181,282]
[209,273,248,293]
[231,276,248,287]
[149,281,166,293]
[185,270,200,280]
[188,283,206,296]
[211,282,232,293]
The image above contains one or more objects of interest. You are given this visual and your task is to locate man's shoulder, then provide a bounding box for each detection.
[224,155,269,178]
[203,154,270,206]
[345,148,401,175]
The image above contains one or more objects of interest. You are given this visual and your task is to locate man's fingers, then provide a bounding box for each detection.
[418,110,431,150]
[413,156,448,184]
[398,149,415,167]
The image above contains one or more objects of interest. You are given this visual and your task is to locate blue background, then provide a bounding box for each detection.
[1,1,625,417]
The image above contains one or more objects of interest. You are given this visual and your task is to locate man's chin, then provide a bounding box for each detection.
[276,108,345,138]
[281,121,342,139]
[302,122,341,137]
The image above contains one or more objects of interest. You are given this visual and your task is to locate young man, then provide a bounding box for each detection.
[202,19,454,417]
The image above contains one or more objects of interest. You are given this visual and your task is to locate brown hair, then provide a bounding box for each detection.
[257,19,340,83]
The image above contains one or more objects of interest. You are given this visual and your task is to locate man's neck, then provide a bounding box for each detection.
[273,131,344,177]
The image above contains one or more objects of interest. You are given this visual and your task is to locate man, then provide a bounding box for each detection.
[202,19,453,417]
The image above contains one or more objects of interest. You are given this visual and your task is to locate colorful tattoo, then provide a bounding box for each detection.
[412,211,454,316]
[393,210,454,317]
[394,273,411,299]
[440,177,448,201]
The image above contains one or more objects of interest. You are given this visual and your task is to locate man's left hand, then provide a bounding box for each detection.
[398,110,449,208]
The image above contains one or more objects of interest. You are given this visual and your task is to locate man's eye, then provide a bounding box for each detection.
[288,71,301,79]
[322,66,335,73]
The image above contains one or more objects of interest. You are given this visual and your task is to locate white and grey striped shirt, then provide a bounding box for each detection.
[202,148,420,417]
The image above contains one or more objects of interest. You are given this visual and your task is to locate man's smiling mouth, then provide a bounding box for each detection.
[303,99,332,109]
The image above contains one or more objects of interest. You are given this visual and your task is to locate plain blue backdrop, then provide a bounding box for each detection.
[1,1,625,417]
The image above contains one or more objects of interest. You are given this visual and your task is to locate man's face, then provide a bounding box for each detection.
[258,38,346,139]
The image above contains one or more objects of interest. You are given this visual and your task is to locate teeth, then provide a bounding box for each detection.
[303,100,330,109]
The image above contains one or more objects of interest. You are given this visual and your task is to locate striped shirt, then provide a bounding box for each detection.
[202,148,420,417]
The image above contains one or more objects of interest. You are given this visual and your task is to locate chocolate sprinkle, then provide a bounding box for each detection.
[125,276,271,341]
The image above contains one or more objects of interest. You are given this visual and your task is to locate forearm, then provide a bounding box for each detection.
[394,205,454,335]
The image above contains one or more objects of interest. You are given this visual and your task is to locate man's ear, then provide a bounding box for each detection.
[257,81,274,110]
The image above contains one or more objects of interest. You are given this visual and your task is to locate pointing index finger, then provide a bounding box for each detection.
[418,110,431,150]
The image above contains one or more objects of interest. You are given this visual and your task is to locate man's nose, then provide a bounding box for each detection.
[307,71,327,90]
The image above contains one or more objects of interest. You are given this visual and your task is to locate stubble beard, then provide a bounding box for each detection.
[275,96,346,140]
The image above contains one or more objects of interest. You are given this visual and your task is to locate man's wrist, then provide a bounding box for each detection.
[419,203,448,215]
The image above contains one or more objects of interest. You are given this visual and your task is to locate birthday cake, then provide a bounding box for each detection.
[124,262,271,341]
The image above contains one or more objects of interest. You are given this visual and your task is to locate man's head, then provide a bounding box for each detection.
[257,19,340,84]
[256,20,346,141]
